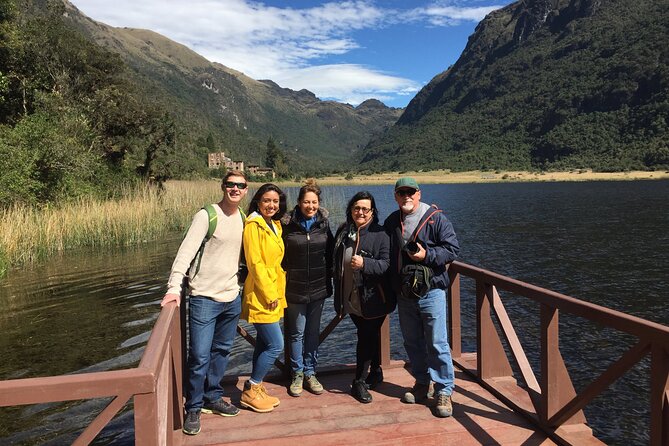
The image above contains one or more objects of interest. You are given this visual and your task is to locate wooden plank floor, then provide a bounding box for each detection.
[178,361,563,446]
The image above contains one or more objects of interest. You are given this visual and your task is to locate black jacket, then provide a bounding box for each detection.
[281,208,334,304]
[333,221,395,319]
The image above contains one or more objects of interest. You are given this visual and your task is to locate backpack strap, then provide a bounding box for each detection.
[191,204,218,279]
[410,205,442,242]
[204,204,218,240]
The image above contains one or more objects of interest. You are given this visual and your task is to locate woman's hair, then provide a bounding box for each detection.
[247,183,287,220]
[298,178,321,203]
[345,190,379,225]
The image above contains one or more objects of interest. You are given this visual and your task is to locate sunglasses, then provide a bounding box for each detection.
[395,188,417,197]
[224,181,248,190]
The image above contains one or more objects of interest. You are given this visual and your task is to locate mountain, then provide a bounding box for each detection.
[62,1,402,172]
[360,0,669,172]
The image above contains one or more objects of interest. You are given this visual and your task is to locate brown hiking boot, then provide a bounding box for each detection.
[260,383,280,407]
[240,382,275,413]
[435,393,453,418]
[401,382,430,404]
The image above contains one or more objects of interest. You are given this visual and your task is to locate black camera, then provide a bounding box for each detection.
[404,241,419,254]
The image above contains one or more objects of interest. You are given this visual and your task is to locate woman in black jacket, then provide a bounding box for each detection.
[333,191,394,404]
[281,179,334,397]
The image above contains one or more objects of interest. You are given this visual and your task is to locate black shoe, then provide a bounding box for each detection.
[202,398,240,417]
[351,379,372,403]
[365,367,384,389]
[183,410,201,435]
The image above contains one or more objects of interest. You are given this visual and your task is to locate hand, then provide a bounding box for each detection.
[350,254,364,270]
[161,293,181,307]
[267,299,279,310]
[408,243,426,262]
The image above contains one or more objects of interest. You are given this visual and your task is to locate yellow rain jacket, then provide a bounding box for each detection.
[241,212,287,323]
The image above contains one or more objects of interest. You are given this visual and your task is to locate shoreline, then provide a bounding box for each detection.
[267,169,669,187]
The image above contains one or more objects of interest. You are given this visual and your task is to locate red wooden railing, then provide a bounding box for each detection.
[0,261,667,445]
[447,261,669,446]
[0,302,186,445]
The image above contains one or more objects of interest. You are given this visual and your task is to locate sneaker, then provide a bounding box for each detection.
[351,379,372,403]
[240,381,275,413]
[182,410,201,435]
[365,367,383,389]
[289,372,304,397]
[202,398,240,417]
[435,393,453,418]
[304,374,324,394]
[402,382,430,404]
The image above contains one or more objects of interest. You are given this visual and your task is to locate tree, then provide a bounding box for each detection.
[265,136,291,178]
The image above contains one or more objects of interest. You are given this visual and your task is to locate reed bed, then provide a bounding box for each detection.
[0,180,224,278]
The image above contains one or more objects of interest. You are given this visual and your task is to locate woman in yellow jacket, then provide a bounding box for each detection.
[241,183,288,413]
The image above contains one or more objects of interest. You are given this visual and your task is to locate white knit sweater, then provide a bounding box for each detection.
[166,204,244,302]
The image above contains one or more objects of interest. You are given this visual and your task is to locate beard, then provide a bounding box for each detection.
[400,202,415,213]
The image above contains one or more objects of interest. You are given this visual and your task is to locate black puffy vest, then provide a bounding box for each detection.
[281,208,333,304]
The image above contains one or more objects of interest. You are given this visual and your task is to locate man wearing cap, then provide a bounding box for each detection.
[384,177,460,417]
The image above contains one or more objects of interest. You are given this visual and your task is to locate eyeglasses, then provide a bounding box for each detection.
[352,206,372,215]
[224,181,248,189]
[395,188,417,197]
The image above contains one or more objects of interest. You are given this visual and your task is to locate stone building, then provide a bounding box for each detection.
[208,152,245,172]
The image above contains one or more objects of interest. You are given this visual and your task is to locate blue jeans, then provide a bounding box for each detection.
[285,300,325,376]
[185,294,241,412]
[251,322,284,383]
[397,288,455,396]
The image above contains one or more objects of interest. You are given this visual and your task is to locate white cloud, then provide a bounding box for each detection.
[69,1,503,105]
[419,5,501,25]
[274,64,420,105]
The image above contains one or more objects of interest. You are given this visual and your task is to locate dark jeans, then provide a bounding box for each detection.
[350,313,386,380]
[185,294,241,412]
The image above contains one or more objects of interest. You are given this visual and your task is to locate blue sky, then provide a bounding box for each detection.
[69,0,512,108]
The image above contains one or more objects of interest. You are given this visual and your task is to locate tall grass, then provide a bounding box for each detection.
[0,180,224,278]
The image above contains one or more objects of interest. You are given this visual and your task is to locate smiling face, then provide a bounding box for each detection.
[222,175,248,205]
[394,187,421,215]
[351,199,373,228]
[299,191,320,219]
[258,190,281,221]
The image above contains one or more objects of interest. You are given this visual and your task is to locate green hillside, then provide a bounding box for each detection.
[64,2,401,169]
[0,0,400,207]
[361,0,669,172]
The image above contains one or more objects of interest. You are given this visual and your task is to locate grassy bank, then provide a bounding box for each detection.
[0,180,223,278]
[3,169,667,277]
[305,169,669,186]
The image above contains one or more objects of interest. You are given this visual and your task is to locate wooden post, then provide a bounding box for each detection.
[650,344,669,446]
[540,304,585,426]
[476,281,513,379]
[448,270,461,359]
[380,316,391,367]
[135,352,169,445]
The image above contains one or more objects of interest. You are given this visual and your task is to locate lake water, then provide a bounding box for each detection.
[1,180,668,445]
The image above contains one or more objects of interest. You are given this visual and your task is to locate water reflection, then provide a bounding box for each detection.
[1,180,668,445]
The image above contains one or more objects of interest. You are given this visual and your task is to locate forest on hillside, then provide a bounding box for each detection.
[360,0,669,173]
[0,0,208,207]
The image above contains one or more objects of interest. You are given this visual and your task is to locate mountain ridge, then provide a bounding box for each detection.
[361,0,669,172]
[62,0,402,171]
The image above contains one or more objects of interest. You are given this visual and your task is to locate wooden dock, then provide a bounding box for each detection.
[2,260,667,445]
[179,361,595,446]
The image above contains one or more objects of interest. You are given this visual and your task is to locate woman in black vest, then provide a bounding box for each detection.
[281,179,334,397]
[333,191,394,403]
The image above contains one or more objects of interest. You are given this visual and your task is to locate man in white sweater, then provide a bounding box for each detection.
[161,170,248,435]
